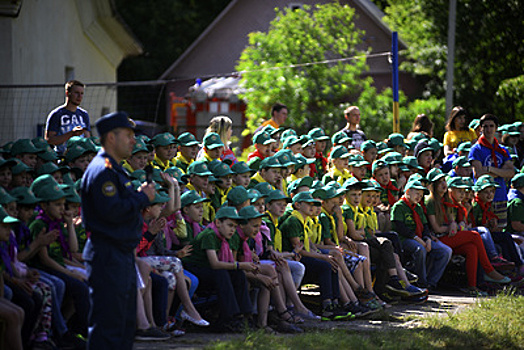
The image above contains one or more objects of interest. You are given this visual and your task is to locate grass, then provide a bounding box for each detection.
[205,293,524,350]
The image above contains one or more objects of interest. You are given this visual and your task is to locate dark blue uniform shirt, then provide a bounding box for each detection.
[81,150,150,256]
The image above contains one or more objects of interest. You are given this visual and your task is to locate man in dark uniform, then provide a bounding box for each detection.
[81,112,155,349]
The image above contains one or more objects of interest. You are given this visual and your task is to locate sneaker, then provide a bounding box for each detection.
[344,301,375,318]
[405,284,428,297]
[321,304,354,321]
[135,327,171,341]
[355,287,375,302]
[491,256,515,271]
[378,291,401,304]
[386,275,411,296]
[295,310,321,321]
[404,269,419,283]
[56,331,86,350]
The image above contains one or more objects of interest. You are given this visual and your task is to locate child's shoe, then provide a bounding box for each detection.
[491,256,515,271]
[386,275,411,296]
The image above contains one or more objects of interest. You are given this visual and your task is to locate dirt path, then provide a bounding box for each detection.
[133,291,479,350]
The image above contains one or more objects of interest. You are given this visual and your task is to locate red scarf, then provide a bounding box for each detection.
[442,196,467,223]
[365,163,372,172]
[209,222,234,263]
[474,195,498,226]
[477,135,508,168]
[315,152,328,173]
[236,227,253,263]
[401,196,423,238]
[380,180,399,206]
[248,149,266,161]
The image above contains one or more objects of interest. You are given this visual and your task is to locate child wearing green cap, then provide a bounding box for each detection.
[248,131,275,164]
[209,161,234,211]
[10,159,33,189]
[175,132,200,173]
[0,159,15,190]
[0,205,25,350]
[151,132,178,171]
[182,206,257,332]
[372,160,399,233]
[361,140,378,179]
[185,161,215,224]
[197,132,225,163]
[123,137,150,173]
[507,174,524,257]
[323,146,352,185]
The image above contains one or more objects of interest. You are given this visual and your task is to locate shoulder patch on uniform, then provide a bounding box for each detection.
[102,181,117,197]
[105,158,113,169]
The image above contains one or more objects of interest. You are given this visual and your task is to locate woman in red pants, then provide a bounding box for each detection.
[424,170,510,294]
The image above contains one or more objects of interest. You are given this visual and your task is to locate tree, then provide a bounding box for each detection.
[236,3,373,135]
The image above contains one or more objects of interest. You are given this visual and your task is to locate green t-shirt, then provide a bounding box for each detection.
[424,198,457,223]
[342,204,355,222]
[319,211,337,242]
[378,180,399,206]
[506,197,524,234]
[391,200,428,240]
[424,198,436,216]
[29,219,67,268]
[470,202,485,227]
[181,227,222,268]
[279,215,304,252]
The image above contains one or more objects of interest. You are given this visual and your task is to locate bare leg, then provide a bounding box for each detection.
[0,299,24,350]
[394,253,410,285]
[276,264,311,315]
[175,270,204,321]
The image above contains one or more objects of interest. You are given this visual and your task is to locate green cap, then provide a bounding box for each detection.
[253,182,273,196]
[165,166,184,183]
[177,132,200,147]
[502,124,520,136]
[446,176,470,189]
[11,158,32,175]
[311,179,324,190]
[265,189,291,203]
[211,161,234,178]
[132,139,149,154]
[151,132,177,147]
[239,205,265,220]
[405,180,427,192]
[330,145,350,159]
[282,136,301,149]
[411,132,429,143]
[408,173,428,184]
[151,190,171,204]
[275,150,296,167]
[10,139,40,156]
[215,206,243,220]
[332,130,352,146]
[388,133,408,148]
[30,175,67,201]
[405,139,418,151]
[314,184,345,200]
[428,138,443,153]
[348,154,369,167]
[469,119,480,130]
[293,154,314,169]
[452,156,471,169]
[427,168,446,183]
[226,186,254,206]
[381,152,403,165]
[512,173,524,188]
[203,132,224,150]
[473,175,499,192]
[130,170,147,182]
[253,131,276,146]
[259,156,282,169]
[0,158,16,170]
[342,177,365,190]
[0,187,17,205]
[280,129,297,142]
[248,189,267,203]
[32,137,49,151]
[0,205,18,224]
[292,191,321,206]
[65,144,90,163]
[9,187,40,205]
[186,161,213,177]
[360,140,377,152]
[36,162,67,177]
[308,127,330,141]
[62,184,81,203]
[181,190,210,208]
[403,156,423,170]
[299,135,315,148]
[288,176,314,194]
[361,179,382,192]
[456,142,472,154]
[371,159,389,174]
[37,145,59,162]
[231,161,254,175]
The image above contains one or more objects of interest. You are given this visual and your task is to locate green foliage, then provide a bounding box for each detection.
[495,75,524,121]
[236,3,372,136]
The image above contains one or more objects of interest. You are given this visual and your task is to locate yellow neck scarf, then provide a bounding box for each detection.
[321,207,339,246]
[309,216,322,245]
[330,167,352,185]
[358,204,378,233]
[153,155,171,171]
[122,160,135,173]
[290,210,312,252]
[268,211,282,252]
[176,153,194,168]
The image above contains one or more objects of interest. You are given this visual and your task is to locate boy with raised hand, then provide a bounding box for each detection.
[231,161,254,188]
[391,180,452,291]
[175,132,200,173]
[197,132,224,163]
[151,132,178,171]
[182,161,214,224]
[181,206,257,332]
[248,156,284,191]
[280,191,351,321]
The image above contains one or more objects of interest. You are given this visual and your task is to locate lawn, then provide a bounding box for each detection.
[206,293,524,350]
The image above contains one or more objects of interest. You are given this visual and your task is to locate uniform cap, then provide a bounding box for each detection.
[96,111,135,136]
[203,132,224,150]
[177,132,200,147]
[151,132,177,147]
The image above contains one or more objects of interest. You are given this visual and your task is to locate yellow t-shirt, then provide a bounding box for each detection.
[443,129,477,150]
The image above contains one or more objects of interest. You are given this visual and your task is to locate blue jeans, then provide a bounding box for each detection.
[472,227,498,258]
[402,238,452,288]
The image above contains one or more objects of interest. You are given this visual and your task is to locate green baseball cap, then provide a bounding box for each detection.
[239,205,265,220]
[330,145,350,159]
[342,177,366,190]
[132,139,149,155]
[381,152,403,165]
[130,170,147,182]
[332,130,352,146]
[215,206,243,220]
[473,175,499,192]
[203,132,224,150]
[348,154,369,167]
[10,139,40,156]
[30,175,67,201]
[452,156,471,169]
[361,179,382,192]
[308,127,330,141]
[150,190,171,204]
[0,205,18,224]
[403,156,423,170]
[165,166,184,183]
[248,189,267,203]
[282,135,301,149]
[259,156,283,169]
[253,182,273,196]
[37,145,59,162]
[411,132,429,143]
[299,135,315,148]
[0,187,17,205]
[456,142,472,154]
[292,191,321,206]
[511,173,524,189]
[36,162,69,177]
[428,138,443,153]
[275,150,296,167]
[151,132,177,147]
[231,161,254,175]
[265,189,291,203]
[31,137,49,151]
[62,184,81,203]
[293,153,314,169]
[360,140,377,152]
[388,133,408,148]
[280,129,297,142]
[181,190,210,208]
[0,158,17,170]
[186,161,213,177]
[9,187,40,205]
[371,159,389,174]
[469,119,480,130]
[408,173,428,184]
[11,158,32,175]
[446,176,470,189]
[502,124,520,136]
[405,180,427,192]
[211,161,235,178]
[226,186,255,206]
[288,176,314,194]
[65,144,90,163]
[427,168,447,183]
[253,131,275,146]
[177,132,200,147]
